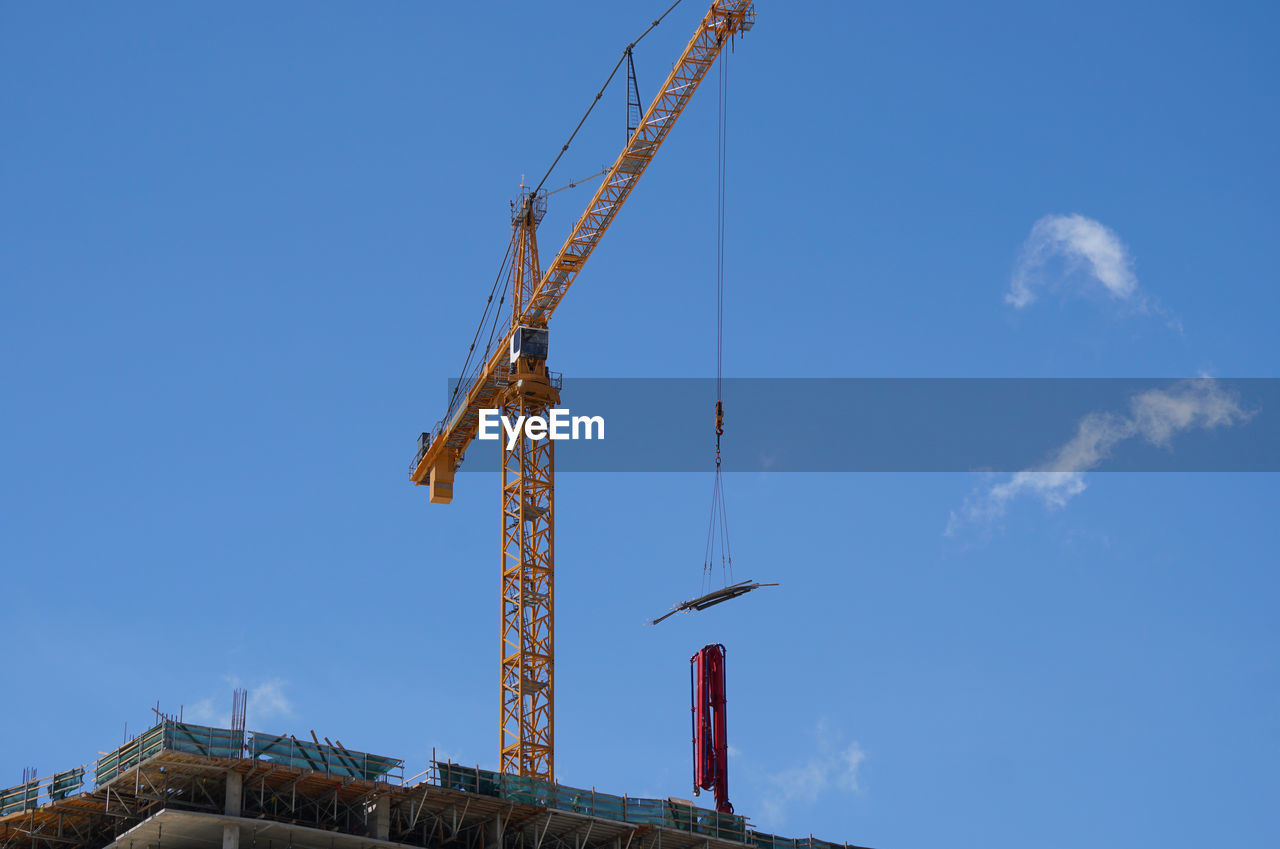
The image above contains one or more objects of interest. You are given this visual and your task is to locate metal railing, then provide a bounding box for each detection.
[0,780,38,817]
[751,834,873,849]
[252,734,403,781]
[0,721,404,818]
[429,763,868,849]
[0,766,87,817]
[434,762,747,843]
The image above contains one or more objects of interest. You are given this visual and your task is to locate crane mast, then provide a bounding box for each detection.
[499,191,559,778]
[411,1,757,781]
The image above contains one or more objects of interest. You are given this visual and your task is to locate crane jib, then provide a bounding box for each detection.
[412,1,756,498]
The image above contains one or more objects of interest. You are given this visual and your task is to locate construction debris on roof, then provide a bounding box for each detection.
[651,580,779,625]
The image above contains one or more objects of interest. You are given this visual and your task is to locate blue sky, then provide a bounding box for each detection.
[2,2,1278,848]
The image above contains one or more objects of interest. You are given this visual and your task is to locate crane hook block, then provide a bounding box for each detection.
[715,399,724,436]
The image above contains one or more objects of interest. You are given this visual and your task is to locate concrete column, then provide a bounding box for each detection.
[486,814,504,849]
[225,771,243,817]
[372,795,390,842]
[223,771,243,849]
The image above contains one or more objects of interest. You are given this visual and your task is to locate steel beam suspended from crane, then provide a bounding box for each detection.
[651,580,779,625]
[410,1,757,782]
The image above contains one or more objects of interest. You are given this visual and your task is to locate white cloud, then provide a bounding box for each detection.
[947,379,1250,533]
[247,680,293,729]
[756,721,866,828]
[1007,213,1140,310]
[186,677,294,730]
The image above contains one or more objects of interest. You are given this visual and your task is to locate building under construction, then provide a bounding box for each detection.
[0,721,867,849]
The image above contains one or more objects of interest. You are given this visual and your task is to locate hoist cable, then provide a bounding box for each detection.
[716,46,728,404]
[703,40,733,593]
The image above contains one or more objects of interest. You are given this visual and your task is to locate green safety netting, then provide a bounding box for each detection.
[434,764,746,843]
[48,768,85,801]
[251,733,401,781]
[163,723,243,759]
[95,724,166,785]
[89,722,400,789]
[0,780,38,816]
[751,835,868,849]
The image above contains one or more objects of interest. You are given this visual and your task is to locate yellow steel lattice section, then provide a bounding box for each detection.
[499,215,558,779]
[511,197,541,325]
[499,386,557,778]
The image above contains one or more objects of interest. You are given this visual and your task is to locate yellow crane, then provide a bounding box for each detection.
[410,0,757,781]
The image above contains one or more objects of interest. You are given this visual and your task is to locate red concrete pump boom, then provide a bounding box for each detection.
[691,644,732,814]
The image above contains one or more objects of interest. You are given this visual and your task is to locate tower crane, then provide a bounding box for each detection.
[410,0,757,781]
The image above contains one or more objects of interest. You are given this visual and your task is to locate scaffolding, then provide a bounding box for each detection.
[0,720,866,849]
[437,763,745,842]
